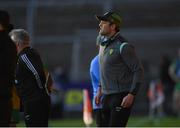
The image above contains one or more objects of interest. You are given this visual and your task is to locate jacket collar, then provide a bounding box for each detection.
[18,46,30,56]
[101,31,120,46]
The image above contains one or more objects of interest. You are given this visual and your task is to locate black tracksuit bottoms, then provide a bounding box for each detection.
[94,108,106,127]
[102,92,132,127]
[23,96,51,127]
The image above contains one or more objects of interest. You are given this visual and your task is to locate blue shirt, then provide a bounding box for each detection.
[90,55,102,109]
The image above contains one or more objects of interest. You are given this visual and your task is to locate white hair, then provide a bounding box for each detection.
[9,29,30,45]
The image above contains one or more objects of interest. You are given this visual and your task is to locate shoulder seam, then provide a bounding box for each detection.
[119,42,128,54]
[20,54,43,89]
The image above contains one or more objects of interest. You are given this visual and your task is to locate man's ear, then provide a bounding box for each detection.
[16,42,20,47]
[110,23,116,30]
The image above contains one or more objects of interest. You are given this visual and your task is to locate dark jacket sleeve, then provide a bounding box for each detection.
[121,44,144,95]
[20,51,46,89]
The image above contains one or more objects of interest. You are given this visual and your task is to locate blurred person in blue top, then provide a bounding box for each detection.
[90,55,103,127]
[89,35,107,127]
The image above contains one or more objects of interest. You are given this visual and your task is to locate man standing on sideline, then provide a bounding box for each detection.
[95,11,144,127]
[9,29,51,127]
[0,10,17,127]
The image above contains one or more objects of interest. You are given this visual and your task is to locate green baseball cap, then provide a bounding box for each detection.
[95,11,122,27]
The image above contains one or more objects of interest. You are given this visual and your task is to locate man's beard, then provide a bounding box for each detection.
[99,29,107,36]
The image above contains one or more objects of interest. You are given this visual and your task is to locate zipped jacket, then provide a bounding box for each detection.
[15,47,49,103]
[99,32,144,95]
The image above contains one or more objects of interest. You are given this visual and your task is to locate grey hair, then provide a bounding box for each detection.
[9,29,30,45]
